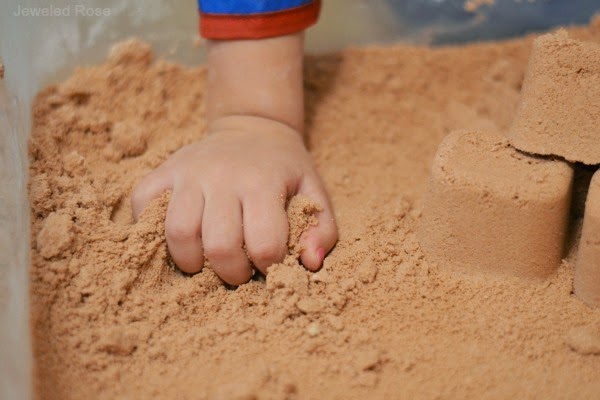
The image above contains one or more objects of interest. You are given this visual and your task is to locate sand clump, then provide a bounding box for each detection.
[420,130,573,279]
[29,21,600,400]
[508,30,600,164]
[421,29,600,286]
[104,120,148,161]
[575,170,600,307]
[565,324,600,355]
[36,212,76,259]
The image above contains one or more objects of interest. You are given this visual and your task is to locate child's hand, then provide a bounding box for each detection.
[130,33,333,285]
[131,115,337,285]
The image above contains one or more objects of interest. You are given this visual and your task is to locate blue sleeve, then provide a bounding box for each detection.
[198,0,314,15]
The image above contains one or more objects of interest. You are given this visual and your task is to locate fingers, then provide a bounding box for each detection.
[165,185,205,274]
[131,161,337,283]
[243,192,289,275]
[297,175,338,271]
[202,194,252,285]
[131,168,172,221]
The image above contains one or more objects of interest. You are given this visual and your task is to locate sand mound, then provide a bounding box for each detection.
[29,22,600,400]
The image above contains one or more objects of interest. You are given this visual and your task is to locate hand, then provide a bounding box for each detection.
[131,115,338,285]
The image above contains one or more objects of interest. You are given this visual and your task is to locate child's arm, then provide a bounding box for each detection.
[130,33,338,285]
[207,33,304,133]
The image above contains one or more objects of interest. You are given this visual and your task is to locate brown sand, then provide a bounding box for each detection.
[508,30,600,165]
[29,22,600,400]
[420,130,573,280]
[575,170,600,308]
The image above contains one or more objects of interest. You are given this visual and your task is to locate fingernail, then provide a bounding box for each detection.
[316,248,325,265]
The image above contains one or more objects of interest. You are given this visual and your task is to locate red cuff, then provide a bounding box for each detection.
[199,0,321,40]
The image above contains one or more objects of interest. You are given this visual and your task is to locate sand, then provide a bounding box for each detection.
[420,130,573,280]
[29,20,600,400]
[508,30,600,165]
[575,170,600,308]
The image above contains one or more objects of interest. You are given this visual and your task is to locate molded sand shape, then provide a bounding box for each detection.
[575,169,600,308]
[420,130,573,279]
[508,30,600,165]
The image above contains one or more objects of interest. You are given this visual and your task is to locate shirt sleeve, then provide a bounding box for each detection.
[197,0,321,40]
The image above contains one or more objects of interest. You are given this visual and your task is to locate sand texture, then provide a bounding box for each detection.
[29,21,600,400]
[575,170,600,308]
[508,30,600,165]
[420,130,573,279]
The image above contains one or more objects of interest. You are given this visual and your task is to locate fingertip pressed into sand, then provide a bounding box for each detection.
[420,130,573,279]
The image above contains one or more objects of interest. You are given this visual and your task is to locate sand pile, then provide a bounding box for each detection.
[508,30,600,165]
[575,172,600,308]
[419,30,600,305]
[29,20,600,400]
[420,130,573,279]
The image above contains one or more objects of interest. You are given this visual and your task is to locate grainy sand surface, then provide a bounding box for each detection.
[29,19,600,400]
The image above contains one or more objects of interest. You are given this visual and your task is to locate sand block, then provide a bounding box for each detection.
[575,171,600,307]
[508,30,600,165]
[420,130,573,279]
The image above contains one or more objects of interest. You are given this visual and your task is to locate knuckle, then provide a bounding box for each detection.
[242,175,277,193]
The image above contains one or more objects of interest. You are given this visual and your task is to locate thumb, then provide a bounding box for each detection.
[296,174,338,271]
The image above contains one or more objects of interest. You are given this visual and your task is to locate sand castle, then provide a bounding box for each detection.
[575,172,600,307]
[420,31,600,307]
[508,30,600,165]
[421,131,573,279]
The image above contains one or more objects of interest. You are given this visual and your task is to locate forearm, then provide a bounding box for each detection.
[206,33,305,133]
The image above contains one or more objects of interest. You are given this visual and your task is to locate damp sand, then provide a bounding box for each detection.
[29,19,600,400]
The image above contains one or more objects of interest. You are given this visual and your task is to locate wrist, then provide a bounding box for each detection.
[206,33,305,133]
[208,114,305,145]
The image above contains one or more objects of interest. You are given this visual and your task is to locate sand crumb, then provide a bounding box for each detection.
[106,120,148,160]
[566,325,600,355]
[107,37,153,66]
[286,195,321,256]
[35,212,75,259]
[29,22,600,400]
